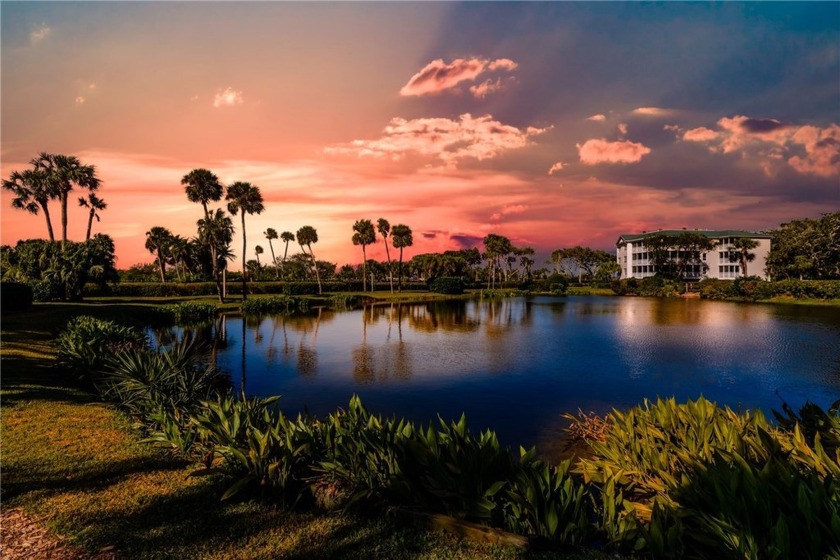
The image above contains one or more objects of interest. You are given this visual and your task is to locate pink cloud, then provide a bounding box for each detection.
[586,114,607,122]
[469,78,511,99]
[490,203,527,221]
[325,113,548,166]
[548,162,565,175]
[399,57,518,97]
[631,107,677,117]
[682,127,719,142]
[577,138,651,165]
[617,123,628,136]
[684,115,840,177]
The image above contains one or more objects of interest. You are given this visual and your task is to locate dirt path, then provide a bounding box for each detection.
[0,507,116,560]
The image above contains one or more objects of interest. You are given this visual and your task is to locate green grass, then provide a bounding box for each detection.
[1,302,610,559]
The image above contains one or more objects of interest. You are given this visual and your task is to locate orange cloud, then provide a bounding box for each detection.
[586,114,607,122]
[213,87,244,108]
[399,57,518,97]
[325,113,548,166]
[682,127,718,142]
[548,162,565,175]
[577,138,651,165]
[631,107,678,117]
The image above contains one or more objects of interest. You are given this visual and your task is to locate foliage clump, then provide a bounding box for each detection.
[428,276,465,294]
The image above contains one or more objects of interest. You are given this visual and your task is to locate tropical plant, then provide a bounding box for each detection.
[352,219,377,292]
[264,228,279,279]
[78,192,107,241]
[254,245,264,269]
[3,167,56,241]
[197,209,235,302]
[33,153,101,248]
[296,226,321,294]
[728,237,760,278]
[163,302,219,325]
[391,224,413,291]
[377,218,395,293]
[145,226,173,283]
[182,168,224,221]
[56,315,148,382]
[226,182,265,300]
[240,295,302,315]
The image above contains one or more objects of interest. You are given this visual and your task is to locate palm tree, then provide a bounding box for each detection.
[198,209,234,303]
[169,234,191,282]
[182,168,223,221]
[352,219,377,292]
[145,226,173,283]
[226,181,265,300]
[78,193,107,241]
[280,231,295,277]
[264,228,279,279]
[377,218,394,293]
[730,237,760,277]
[296,225,321,294]
[34,153,101,248]
[255,245,264,269]
[3,168,56,241]
[391,224,413,292]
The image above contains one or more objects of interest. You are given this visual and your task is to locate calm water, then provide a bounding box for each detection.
[170,297,840,449]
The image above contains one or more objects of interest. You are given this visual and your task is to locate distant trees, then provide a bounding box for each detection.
[3,168,56,241]
[391,224,413,291]
[145,227,173,283]
[254,245,264,268]
[264,228,279,279]
[550,246,614,283]
[352,219,377,291]
[377,218,395,293]
[766,212,840,280]
[280,231,296,273]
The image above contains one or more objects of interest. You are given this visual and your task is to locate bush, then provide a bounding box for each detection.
[0,282,33,311]
[428,277,465,294]
[699,278,840,301]
[164,302,219,324]
[240,295,304,315]
[56,316,148,382]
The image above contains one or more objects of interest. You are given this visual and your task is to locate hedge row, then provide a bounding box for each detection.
[82,281,432,298]
[699,278,840,301]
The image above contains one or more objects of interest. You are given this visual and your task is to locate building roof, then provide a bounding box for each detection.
[616,229,773,245]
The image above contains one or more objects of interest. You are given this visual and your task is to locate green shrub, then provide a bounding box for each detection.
[56,316,148,382]
[428,277,465,295]
[0,282,33,311]
[240,295,303,315]
[163,302,219,324]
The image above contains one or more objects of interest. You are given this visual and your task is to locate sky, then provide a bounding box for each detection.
[2,2,839,269]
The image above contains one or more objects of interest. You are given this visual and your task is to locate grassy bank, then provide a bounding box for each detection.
[0,303,606,559]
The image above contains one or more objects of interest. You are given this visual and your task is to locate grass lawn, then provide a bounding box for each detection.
[1,302,610,559]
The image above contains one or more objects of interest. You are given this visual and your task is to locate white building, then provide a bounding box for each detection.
[616,230,772,281]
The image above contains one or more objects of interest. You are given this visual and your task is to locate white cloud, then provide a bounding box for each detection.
[213,87,244,108]
[30,24,51,44]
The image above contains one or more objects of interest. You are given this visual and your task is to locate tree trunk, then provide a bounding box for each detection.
[383,238,394,293]
[85,210,94,241]
[240,211,248,301]
[398,249,404,292]
[309,245,322,294]
[158,253,166,283]
[362,245,367,292]
[60,193,68,250]
[39,201,55,242]
[268,240,278,279]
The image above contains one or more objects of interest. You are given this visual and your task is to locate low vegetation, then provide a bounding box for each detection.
[42,313,840,558]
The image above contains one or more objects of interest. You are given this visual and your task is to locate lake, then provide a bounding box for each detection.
[170,296,840,450]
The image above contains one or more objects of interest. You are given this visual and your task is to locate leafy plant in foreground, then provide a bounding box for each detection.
[56,315,148,382]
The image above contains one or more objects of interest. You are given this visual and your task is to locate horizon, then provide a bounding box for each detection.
[2,2,838,270]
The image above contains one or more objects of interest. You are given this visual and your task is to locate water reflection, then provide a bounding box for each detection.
[156,297,840,449]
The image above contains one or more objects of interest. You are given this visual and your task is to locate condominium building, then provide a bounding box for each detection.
[616,230,773,281]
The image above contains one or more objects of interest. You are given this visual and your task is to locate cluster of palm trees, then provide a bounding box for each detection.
[351,219,414,292]
[146,168,328,300]
[3,153,105,247]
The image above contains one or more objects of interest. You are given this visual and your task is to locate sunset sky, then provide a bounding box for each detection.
[2,2,838,269]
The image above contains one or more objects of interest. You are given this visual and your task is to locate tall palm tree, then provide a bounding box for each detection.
[182,169,223,221]
[78,192,107,241]
[198,209,234,303]
[255,245,264,269]
[226,181,265,300]
[296,225,321,294]
[730,237,760,277]
[34,153,101,248]
[391,224,413,292]
[145,226,173,283]
[281,231,295,263]
[352,219,377,292]
[3,168,56,241]
[377,218,394,293]
[264,228,279,279]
